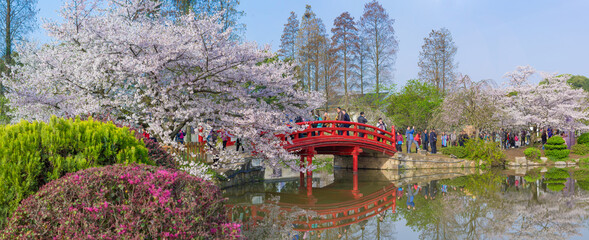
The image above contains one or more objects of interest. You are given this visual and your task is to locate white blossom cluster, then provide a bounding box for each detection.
[497,66,589,130]
[178,160,213,181]
[3,0,323,172]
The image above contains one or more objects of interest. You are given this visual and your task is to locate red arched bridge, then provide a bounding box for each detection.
[281,120,397,173]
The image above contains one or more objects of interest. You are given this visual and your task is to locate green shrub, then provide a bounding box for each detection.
[546,135,566,145]
[544,136,569,160]
[571,144,589,156]
[523,147,542,162]
[440,146,468,158]
[580,157,589,164]
[578,133,589,145]
[0,116,152,228]
[464,139,505,166]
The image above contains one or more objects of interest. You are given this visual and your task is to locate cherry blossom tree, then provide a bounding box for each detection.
[432,74,500,131]
[498,66,589,130]
[3,0,323,171]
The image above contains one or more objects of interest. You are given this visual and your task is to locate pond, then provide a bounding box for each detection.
[223,167,589,240]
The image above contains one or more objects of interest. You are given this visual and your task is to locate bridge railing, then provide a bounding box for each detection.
[283,120,397,148]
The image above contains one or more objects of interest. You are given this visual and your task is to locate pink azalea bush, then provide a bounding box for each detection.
[1,164,240,239]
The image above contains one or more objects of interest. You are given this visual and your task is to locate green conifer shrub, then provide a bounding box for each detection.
[544,136,570,160]
[0,116,152,228]
[523,147,542,162]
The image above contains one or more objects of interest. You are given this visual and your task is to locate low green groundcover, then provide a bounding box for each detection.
[0,116,152,228]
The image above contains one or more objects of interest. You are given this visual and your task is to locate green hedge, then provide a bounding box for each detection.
[440,146,468,159]
[571,144,589,156]
[0,116,152,228]
[523,147,541,162]
[544,136,569,160]
[578,133,589,145]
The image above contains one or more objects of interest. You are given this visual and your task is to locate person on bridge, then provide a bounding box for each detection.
[376,118,387,142]
[310,110,322,136]
[342,109,351,136]
[357,112,368,138]
[336,107,345,135]
[430,129,437,154]
[422,129,429,152]
[323,112,332,133]
[405,126,415,153]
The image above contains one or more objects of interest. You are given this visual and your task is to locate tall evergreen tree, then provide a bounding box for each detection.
[167,0,244,39]
[354,35,370,96]
[321,38,340,112]
[359,0,398,96]
[279,12,299,60]
[331,12,358,108]
[418,27,457,93]
[0,0,38,64]
[296,5,325,92]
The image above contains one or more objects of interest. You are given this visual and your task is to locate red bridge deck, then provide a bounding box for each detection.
[282,120,398,172]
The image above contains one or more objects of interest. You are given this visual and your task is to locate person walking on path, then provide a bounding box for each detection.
[430,129,437,154]
[422,129,429,152]
[357,112,368,138]
[220,129,233,150]
[451,131,457,146]
[541,129,548,149]
[414,132,421,152]
[441,132,447,148]
[405,126,415,153]
[396,131,404,152]
[376,118,387,142]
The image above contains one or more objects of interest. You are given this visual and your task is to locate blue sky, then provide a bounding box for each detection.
[33,0,589,87]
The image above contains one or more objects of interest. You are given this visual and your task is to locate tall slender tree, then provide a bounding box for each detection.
[331,12,358,108]
[0,0,37,64]
[354,35,370,96]
[320,38,340,112]
[359,0,398,96]
[279,12,299,60]
[418,28,457,93]
[296,5,325,92]
[167,0,244,39]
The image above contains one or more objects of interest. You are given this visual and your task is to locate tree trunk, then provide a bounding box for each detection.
[5,0,12,64]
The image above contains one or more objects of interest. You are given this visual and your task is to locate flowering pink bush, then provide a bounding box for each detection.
[1,164,240,239]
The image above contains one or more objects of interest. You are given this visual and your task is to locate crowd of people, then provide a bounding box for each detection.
[149,107,572,157]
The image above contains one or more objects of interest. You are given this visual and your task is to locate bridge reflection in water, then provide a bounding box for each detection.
[224,168,474,236]
[228,178,396,232]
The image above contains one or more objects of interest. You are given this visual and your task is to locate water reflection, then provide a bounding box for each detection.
[224,167,589,239]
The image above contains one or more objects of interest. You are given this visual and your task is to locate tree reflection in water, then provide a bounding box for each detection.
[224,168,589,239]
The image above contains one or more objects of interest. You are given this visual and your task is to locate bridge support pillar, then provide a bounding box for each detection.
[352,146,362,173]
[300,155,305,188]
